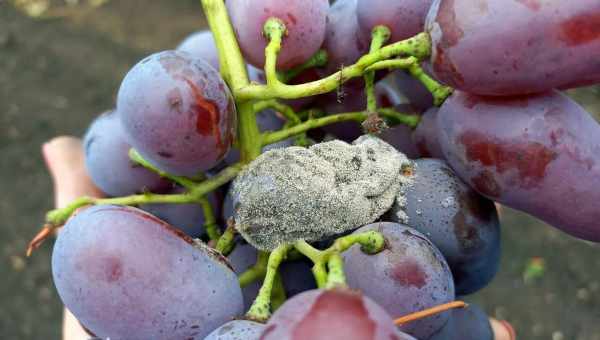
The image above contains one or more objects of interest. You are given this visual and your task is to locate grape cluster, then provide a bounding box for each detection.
[35,0,600,339]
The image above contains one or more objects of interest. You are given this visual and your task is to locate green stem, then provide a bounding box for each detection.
[379,108,421,129]
[215,221,236,255]
[129,149,198,189]
[200,197,220,241]
[262,112,367,145]
[263,18,286,87]
[253,100,301,125]
[365,26,391,112]
[366,56,453,106]
[271,273,287,310]
[200,0,249,91]
[325,253,346,289]
[246,245,291,322]
[46,193,197,226]
[236,32,431,101]
[239,251,269,287]
[278,50,328,83]
[294,231,385,290]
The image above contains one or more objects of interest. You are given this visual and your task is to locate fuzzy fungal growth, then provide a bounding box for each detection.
[231,135,413,250]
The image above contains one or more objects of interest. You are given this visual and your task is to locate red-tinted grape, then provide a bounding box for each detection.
[427,0,600,95]
[118,50,236,176]
[357,0,434,45]
[226,0,329,70]
[343,222,455,339]
[412,107,444,159]
[260,288,416,340]
[437,90,600,242]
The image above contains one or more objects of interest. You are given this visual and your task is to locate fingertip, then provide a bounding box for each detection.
[490,318,516,340]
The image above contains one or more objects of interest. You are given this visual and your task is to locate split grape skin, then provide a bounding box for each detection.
[390,159,501,295]
[117,50,237,176]
[437,90,600,242]
[51,205,243,340]
[343,222,455,339]
[204,320,265,340]
[226,0,329,70]
[83,110,170,197]
[412,107,445,159]
[427,0,600,96]
[429,303,494,340]
[176,30,221,71]
[259,288,417,340]
[357,0,434,46]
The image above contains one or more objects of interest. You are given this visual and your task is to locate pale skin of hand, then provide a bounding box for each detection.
[43,136,515,340]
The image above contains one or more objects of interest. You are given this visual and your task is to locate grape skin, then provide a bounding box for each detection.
[321,0,367,75]
[429,303,493,340]
[412,107,444,159]
[356,0,434,45]
[343,222,455,339]
[390,159,501,295]
[176,30,220,71]
[204,320,265,340]
[437,90,600,242]
[51,205,243,339]
[260,288,416,340]
[83,110,169,197]
[427,0,600,96]
[226,0,329,70]
[118,50,236,176]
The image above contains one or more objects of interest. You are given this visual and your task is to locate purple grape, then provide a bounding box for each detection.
[412,107,444,159]
[427,0,600,96]
[83,110,169,197]
[140,186,220,238]
[429,304,493,340]
[390,159,501,295]
[204,320,265,340]
[51,205,243,339]
[118,50,236,176]
[260,288,416,340]
[226,0,329,70]
[176,30,220,71]
[437,90,600,242]
[321,0,368,75]
[343,222,455,339]
[357,0,434,45]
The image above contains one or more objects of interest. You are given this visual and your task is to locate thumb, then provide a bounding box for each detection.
[42,136,104,208]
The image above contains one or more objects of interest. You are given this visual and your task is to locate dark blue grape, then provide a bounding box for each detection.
[429,304,493,340]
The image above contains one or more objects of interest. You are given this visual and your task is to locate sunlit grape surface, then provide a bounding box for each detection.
[1,1,599,339]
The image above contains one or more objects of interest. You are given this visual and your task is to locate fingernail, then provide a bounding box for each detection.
[500,320,516,340]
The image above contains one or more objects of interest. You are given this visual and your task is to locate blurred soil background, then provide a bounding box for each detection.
[0,1,599,339]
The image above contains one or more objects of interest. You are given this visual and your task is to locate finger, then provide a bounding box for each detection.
[490,318,516,340]
[42,136,104,208]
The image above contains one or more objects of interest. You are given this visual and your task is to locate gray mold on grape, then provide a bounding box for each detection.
[232,135,413,250]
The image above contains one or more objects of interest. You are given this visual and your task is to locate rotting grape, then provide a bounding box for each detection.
[231,136,411,250]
